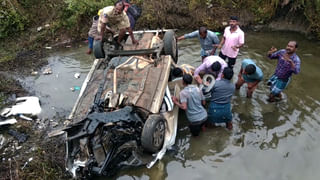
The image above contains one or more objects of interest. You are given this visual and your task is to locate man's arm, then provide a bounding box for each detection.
[267,47,278,58]
[178,30,198,41]
[238,67,243,79]
[96,22,106,40]
[217,36,225,49]
[293,57,301,74]
[194,62,206,76]
[172,96,187,110]
[177,35,185,41]
[202,100,206,106]
[210,32,220,55]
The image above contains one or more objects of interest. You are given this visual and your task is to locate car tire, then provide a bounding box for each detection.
[141,114,166,153]
[93,40,105,59]
[163,30,178,63]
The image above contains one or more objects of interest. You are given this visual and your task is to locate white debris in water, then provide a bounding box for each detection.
[74,73,81,79]
[1,97,41,117]
[31,71,38,75]
[37,26,43,32]
[21,157,33,170]
[45,47,52,50]
[0,118,17,126]
[44,24,50,28]
[0,134,5,148]
[43,67,52,75]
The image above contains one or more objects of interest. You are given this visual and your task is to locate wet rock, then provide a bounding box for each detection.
[8,129,29,143]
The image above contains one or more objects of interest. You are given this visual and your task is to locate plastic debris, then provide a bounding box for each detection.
[37,26,43,32]
[8,129,29,143]
[0,118,17,126]
[71,86,81,91]
[31,71,38,75]
[1,96,41,117]
[0,134,5,148]
[43,67,52,75]
[21,157,33,170]
[66,45,72,48]
[44,24,50,28]
[74,73,81,78]
[48,129,65,138]
[45,47,52,50]
[18,114,33,121]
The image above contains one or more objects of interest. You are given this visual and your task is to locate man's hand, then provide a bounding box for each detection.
[231,45,238,51]
[268,46,277,55]
[171,96,178,104]
[283,53,295,68]
[210,46,217,55]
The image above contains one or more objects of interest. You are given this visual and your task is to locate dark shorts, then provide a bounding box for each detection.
[219,51,236,68]
[208,102,232,123]
[268,74,291,95]
[189,118,207,136]
[127,13,136,29]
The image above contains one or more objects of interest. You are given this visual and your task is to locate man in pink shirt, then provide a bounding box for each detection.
[194,55,227,84]
[217,16,245,68]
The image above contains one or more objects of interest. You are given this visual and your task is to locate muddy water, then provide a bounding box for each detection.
[23,31,320,179]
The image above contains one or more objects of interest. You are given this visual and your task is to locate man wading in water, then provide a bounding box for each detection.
[266,41,301,102]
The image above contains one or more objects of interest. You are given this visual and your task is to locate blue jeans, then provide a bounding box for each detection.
[208,102,232,123]
[88,36,94,49]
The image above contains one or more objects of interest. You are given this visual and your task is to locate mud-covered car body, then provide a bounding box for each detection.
[64,30,181,178]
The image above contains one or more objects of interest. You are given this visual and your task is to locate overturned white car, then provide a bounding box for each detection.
[64,30,182,178]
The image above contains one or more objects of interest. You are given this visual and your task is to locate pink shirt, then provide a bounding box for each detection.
[194,56,227,80]
[221,26,245,58]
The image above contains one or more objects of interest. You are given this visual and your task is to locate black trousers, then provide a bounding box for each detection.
[219,51,237,68]
[189,118,207,136]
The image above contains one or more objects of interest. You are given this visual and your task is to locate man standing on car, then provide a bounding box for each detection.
[266,41,301,102]
[96,1,138,45]
[177,26,220,61]
[172,74,207,136]
[217,16,245,68]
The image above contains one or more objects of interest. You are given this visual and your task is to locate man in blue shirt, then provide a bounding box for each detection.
[236,59,263,98]
[208,68,235,130]
[178,27,220,61]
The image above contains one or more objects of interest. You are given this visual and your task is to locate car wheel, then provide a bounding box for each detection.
[141,115,166,153]
[93,40,105,59]
[163,30,178,63]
